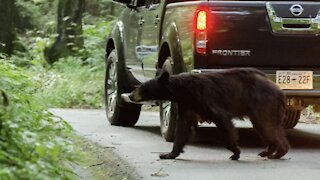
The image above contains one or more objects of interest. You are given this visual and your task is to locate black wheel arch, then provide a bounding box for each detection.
[105,50,141,127]
[157,37,184,142]
[158,24,187,74]
[105,34,140,108]
[106,37,115,59]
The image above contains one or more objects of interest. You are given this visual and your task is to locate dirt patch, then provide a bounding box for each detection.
[69,135,140,180]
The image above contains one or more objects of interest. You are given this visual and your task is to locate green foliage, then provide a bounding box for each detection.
[35,57,104,108]
[0,60,78,179]
[15,0,56,33]
[0,0,121,110]
[32,17,112,109]
[86,0,124,17]
[5,15,113,109]
[83,17,112,66]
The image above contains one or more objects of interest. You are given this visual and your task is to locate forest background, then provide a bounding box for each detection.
[0,0,122,178]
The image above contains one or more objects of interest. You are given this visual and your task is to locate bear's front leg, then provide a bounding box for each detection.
[159,152,180,159]
[159,123,185,159]
[159,106,193,160]
[215,116,241,160]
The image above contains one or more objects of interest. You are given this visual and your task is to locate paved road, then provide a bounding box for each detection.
[52,109,320,180]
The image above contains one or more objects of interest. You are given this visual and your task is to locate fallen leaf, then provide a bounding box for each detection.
[151,168,169,177]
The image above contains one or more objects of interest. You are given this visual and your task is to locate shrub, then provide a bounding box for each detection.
[0,60,77,179]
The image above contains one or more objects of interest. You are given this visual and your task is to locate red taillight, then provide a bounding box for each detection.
[194,9,208,54]
[196,11,207,31]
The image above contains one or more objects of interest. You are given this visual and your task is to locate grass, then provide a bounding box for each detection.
[34,57,105,109]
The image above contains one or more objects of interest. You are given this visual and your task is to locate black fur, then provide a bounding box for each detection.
[129,68,289,160]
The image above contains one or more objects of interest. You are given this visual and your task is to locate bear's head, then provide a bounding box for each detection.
[128,71,171,102]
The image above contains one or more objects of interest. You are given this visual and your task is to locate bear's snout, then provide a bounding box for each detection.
[120,88,143,103]
[129,90,143,102]
[128,93,134,101]
[121,93,132,103]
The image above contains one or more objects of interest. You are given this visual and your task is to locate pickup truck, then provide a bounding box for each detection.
[105,0,320,141]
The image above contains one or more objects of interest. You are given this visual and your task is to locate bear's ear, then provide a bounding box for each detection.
[158,71,170,83]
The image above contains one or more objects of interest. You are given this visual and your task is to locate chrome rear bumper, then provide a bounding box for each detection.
[191,69,320,98]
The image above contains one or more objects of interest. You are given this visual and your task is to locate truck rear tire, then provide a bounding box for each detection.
[159,57,177,142]
[105,50,141,127]
[283,108,301,129]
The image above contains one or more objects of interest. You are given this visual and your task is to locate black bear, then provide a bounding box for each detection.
[126,68,289,160]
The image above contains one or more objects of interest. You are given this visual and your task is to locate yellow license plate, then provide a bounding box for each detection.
[276,71,313,90]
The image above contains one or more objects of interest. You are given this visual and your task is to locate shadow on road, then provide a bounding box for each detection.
[286,129,320,148]
[134,125,320,149]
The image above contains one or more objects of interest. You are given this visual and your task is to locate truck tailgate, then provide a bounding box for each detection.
[203,1,320,69]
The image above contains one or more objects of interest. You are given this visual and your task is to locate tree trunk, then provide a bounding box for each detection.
[109,2,115,16]
[0,0,16,55]
[45,0,85,64]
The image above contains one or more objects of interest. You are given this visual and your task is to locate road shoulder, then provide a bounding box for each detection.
[69,135,140,180]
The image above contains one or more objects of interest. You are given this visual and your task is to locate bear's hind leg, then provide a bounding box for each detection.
[267,127,289,159]
[159,106,193,159]
[251,118,279,158]
[250,116,289,159]
[258,145,276,158]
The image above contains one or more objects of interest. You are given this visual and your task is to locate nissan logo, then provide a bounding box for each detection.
[290,4,304,16]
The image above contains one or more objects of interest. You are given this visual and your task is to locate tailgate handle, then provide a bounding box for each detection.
[266,2,320,35]
[138,17,144,26]
[154,15,160,25]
